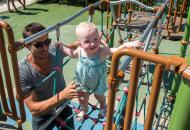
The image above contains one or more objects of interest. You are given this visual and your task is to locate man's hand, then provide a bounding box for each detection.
[59,81,81,101]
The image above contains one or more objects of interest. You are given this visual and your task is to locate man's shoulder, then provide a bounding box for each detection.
[19,57,27,66]
[19,57,29,71]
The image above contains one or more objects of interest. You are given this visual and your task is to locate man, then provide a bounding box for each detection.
[19,22,80,130]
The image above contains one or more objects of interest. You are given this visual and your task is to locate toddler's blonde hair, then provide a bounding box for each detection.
[75,22,98,39]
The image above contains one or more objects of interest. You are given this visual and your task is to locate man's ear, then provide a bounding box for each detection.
[25,43,31,50]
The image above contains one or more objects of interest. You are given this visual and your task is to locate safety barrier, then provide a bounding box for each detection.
[105,48,190,130]
[0,20,25,130]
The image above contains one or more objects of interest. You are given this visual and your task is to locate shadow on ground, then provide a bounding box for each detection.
[0,16,10,20]
[25,7,48,12]
[9,7,49,15]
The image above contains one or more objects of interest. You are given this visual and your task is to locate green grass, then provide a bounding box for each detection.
[0,3,103,40]
[0,3,106,83]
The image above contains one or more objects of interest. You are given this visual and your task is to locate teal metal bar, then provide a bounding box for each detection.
[115,90,128,125]
[35,57,71,88]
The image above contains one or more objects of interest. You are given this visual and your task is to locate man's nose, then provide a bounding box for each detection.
[42,43,48,50]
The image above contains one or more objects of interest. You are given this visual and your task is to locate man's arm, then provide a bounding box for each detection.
[24,82,80,116]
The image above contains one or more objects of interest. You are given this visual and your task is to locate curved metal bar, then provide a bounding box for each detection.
[0,21,18,118]
[0,69,11,116]
[24,1,103,44]
[110,0,154,11]
[0,20,25,129]
[106,48,190,130]
[0,26,12,118]
[112,49,187,77]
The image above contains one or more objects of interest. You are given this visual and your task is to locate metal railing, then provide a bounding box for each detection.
[105,48,190,130]
[0,20,25,130]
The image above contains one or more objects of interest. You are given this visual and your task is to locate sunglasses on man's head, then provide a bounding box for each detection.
[33,39,51,48]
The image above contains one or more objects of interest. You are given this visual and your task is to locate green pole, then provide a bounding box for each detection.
[168,56,190,130]
[109,14,115,48]
[168,8,190,130]
[170,7,190,97]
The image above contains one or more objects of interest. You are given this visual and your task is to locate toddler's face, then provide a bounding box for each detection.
[79,29,100,55]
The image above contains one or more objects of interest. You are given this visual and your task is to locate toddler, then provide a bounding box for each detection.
[60,22,141,121]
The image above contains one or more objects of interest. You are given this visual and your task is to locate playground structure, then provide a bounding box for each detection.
[128,0,189,38]
[166,0,188,36]
[0,0,190,130]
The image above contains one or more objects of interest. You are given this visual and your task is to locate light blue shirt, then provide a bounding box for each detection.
[74,47,108,95]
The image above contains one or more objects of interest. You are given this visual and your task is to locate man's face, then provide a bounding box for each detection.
[29,34,51,59]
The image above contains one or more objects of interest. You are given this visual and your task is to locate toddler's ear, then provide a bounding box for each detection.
[76,41,81,46]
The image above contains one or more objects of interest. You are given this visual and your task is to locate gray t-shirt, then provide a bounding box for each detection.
[19,45,66,116]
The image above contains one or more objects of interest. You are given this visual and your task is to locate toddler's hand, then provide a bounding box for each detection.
[101,39,108,47]
[123,40,144,49]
